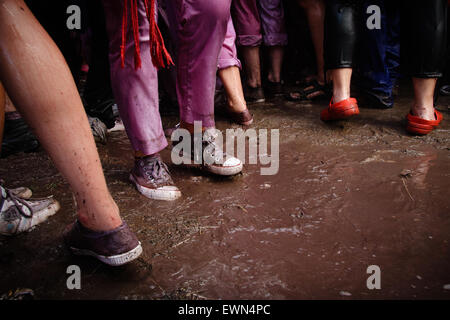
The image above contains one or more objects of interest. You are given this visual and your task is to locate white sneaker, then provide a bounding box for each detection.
[174,128,243,176]
[0,185,60,236]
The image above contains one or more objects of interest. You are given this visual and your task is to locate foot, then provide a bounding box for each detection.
[265,80,284,97]
[410,105,436,121]
[130,154,181,201]
[288,80,329,101]
[63,220,142,266]
[228,108,254,126]
[406,108,443,135]
[0,184,60,236]
[244,85,265,104]
[321,97,359,121]
[88,116,107,145]
[174,128,243,176]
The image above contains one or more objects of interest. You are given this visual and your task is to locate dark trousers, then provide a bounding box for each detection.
[324,0,447,79]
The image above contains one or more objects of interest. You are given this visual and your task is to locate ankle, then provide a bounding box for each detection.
[135,151,158,159]
[77,199,122,232]
[267,73,280,83]
[332,90,350,103]
[411,104,435,120]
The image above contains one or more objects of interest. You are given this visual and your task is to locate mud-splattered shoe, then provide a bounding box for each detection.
[8,186,32,199]
[130,154,181,201]
[174,128,243,176]
[0,185,60,236]
[63,220,142,266]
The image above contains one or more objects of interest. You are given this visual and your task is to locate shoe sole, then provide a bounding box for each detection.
[130,174,181,201]
[204,162,243,176]
[177,155,243,176]
[321,105,360,121]
[247,98,266,105]
[69,242,143,266]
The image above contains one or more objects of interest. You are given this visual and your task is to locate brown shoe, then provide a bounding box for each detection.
[130,154,181,201]
[63,220,142,266]
[228,108,254,126]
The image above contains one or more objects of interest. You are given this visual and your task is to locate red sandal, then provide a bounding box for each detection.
[320,97,360,121]
[406,109,443,135]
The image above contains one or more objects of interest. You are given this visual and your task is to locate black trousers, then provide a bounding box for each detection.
[324,0,448,78]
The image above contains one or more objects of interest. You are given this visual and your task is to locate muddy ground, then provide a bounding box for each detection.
[1,84,450,300]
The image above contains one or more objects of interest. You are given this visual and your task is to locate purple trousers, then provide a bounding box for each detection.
[166,0,234,128]
[103,0,167,155]
[231,0,287,47]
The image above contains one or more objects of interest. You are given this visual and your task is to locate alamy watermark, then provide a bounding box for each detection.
[170,121,279,175]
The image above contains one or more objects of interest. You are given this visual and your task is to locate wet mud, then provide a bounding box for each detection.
[1,85,450,299]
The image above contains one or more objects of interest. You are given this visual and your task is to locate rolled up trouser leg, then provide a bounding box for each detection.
[258,0,288,46]
[402,0,447,78]
[102,0,167,155]
[218,17,242,70]
[231,0,262,47]
[324,0,359,70]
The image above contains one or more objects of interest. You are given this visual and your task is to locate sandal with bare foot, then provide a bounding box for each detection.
[406,108,443,135]
[287,80,329,101]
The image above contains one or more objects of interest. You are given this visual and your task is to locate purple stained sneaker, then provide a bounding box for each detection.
[63,220,142,266]
[130,154,181,201]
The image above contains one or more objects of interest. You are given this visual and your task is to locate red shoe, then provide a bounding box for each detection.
[406,109,443,135]
[321,97,360,121]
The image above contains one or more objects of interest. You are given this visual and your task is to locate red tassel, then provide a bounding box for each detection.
[144,0,174,69]
[120,0,174,70]
[131,0,142,69]
[120,0,128,68]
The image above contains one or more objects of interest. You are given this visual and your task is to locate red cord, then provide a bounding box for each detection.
[121,0,174,70]
[120,0,128,68]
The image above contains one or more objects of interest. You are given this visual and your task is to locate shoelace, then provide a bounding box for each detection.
[202,130,225,163]
[142,157,171,183]
[0,183,33,219]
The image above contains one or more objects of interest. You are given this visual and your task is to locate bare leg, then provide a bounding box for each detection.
[218,66,247,113]
[4,92,15,112]
[330,68,352,102]
[411,78,437,120]
[0,0,121,231]
[267,46,284,83]
[299,0,325,84]
[241,46,262,88]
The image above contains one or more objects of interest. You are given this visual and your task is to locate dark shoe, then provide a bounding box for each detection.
[265,80,284,97]
[130,154,181,201]
[358,89,394,109]
[228,108,254,126]
[63,220,142,266]
[1,115,39,158]
[439,84,450,96]
[244,85,265,104]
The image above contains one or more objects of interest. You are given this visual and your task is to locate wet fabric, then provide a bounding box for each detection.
[103,0,167,155]
[231,0,287,47]
[356,1,400,96]
[165,0,232,128]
